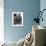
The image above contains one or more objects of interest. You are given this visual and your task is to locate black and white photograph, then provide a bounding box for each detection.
[12,12,23,26]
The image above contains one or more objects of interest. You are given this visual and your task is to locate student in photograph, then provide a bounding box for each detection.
[14,13,22,25]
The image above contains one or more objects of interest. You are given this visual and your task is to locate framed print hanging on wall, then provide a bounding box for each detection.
[12,12,23,26]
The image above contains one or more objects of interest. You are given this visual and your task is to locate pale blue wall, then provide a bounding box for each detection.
[4,0,40,42]
[40,0,46,27]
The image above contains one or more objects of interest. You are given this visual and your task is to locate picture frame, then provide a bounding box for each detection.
[12,12,23,26]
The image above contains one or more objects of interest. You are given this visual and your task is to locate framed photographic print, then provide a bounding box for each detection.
[12,12,23,26]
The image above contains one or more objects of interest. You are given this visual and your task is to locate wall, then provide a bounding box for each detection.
[4,0,40,42]
[40,0,46,27]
